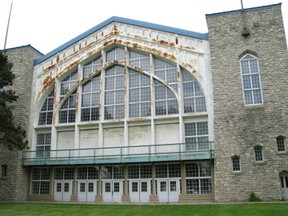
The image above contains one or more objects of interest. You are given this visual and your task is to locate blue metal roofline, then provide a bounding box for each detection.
[206,3,281,18]
[34,16,208,65]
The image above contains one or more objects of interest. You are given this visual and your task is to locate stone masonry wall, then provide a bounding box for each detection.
[207,4,288,202]
[0,46,42,201]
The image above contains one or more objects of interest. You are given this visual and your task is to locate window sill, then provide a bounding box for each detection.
[243,103,265,110]
[232,170,242,174]
[276,151,288,156]
[253,160,267,165]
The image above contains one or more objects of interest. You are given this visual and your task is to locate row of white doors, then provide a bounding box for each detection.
[53,179,180,202]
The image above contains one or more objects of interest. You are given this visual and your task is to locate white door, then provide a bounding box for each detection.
[157,180,168,202]
[281,175,288,200]
[157,179,180,203]
[129,180,150,203]
[102,180,123,202]
[77,181,97,202]
[54,181,72,201]
[168,179,180,202]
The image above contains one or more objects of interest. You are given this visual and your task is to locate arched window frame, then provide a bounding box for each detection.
[254,145,263,161]
[54,46,206,123]
[277,136,286,152]
[239,53,263,106]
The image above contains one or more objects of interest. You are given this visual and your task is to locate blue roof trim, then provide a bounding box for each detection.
[34,16,208,65]
[206,3,281,18]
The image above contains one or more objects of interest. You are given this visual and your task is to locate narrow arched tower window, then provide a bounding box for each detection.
[239,54,263,105]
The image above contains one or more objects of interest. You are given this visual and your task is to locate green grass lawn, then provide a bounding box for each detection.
[0,202,287,216]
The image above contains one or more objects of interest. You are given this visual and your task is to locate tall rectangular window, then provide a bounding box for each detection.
[232,156,241,172]
[254,146,263,161]
[129,69,151,118]
[277,136,286,152]
[240,54,263,105]
[104,66,125,120]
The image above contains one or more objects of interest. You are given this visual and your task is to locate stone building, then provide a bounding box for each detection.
[0,45,43,201]
[0,3,287,202]
[207,3,288,202]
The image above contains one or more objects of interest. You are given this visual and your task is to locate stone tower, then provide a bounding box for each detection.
[0,45,42,201]
[207,4,288,201]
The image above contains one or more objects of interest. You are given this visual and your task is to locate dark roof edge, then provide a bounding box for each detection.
[206,3,281,18]
[34,16,208,65]
[3,44,43,56]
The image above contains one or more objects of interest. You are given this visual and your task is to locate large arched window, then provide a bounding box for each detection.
[38,46,207,125]
[240,54,263,105]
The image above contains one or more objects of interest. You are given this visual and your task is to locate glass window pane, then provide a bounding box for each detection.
[186,179,199,194]
[184,98,195,113]
[241,61,249,74]
[253,90,262,104]
[244,90,253,105]
[251,74,260,88]
[167,99,178,114]
[105,92,114,105]
[242,75,251,89]
[155,85,166,100]
[105,77,114,90]
[115,91,124,104]
[249,59,258,73]
[195,97,206,112]
[155,101,166,115]
[116,76,124,89]
[115,105,124,119]
[185,123,196,136]
[105,107,114,119]
[141,87,150,101]
[183,83,194,97]
[141,103,151,117]
[81,108,91,121]
[197,122,208,135]
[82,81,92,93]
[82,94,91,107]
[129,89,139,103]
[129,104,139,118]
[91,93,99,106]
